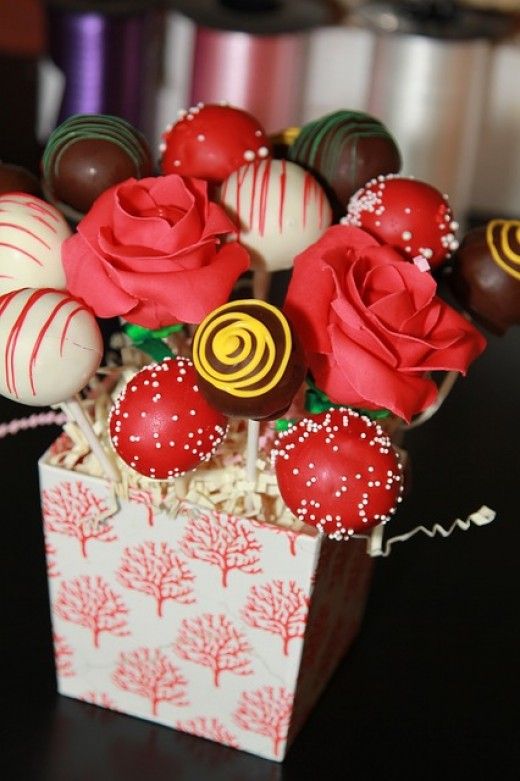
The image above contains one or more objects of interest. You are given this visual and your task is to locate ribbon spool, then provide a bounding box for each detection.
[170,0,341,133]
[358,1,512,220]
[45,0,161,135]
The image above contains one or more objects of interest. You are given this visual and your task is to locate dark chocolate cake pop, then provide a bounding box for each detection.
[450,220,520,335]
[287,110,401,218]
[41,114,152,216]
[0,162,41,196]
[192,299,306,420]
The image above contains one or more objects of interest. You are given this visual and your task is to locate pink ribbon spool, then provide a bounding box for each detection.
[189,25,306,133]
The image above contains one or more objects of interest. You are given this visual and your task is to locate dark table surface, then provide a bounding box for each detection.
[1,321,519,780]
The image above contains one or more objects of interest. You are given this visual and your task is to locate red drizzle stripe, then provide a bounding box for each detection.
[278,160,287,233]
[0,242,43,266]
[0,197,59,222]
[258,159,271,237]
[4,289,50,397]
[29,295,85,396]
[0,222,51,249]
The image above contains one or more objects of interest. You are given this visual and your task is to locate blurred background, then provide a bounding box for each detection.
[1,0,520,223]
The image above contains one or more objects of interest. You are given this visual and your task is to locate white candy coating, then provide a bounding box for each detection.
[0,288,103,406]
[0,194,71,295]
[220,159,332,272]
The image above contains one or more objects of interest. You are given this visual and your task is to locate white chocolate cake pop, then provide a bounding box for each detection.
[219,159,332,272]
[0,194,71,295]
[0,288,103,406]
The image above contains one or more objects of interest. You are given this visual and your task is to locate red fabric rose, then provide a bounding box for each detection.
[284,225,486,421]
[62,175,249,328]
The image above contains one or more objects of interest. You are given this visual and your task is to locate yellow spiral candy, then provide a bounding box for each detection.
[193,300,292,398]
[486,219,520,281]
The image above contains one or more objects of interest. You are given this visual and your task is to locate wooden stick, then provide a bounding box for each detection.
[61,395,120,483]
[245,418,260,485]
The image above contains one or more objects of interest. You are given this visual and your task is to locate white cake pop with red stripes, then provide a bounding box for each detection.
[0,287,103,406]
[0,194,71,295]
[220,159,332,272]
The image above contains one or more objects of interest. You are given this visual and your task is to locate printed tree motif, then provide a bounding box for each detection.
[54,575,129,648]
[116,541,195,617]
[112,647,188,716]
[242,579,309,656]
[53,633,75,677]
[173,613,252,687]
[175,717,240,749]
[233,686,293,758]
[42,480,117,557]
[179,510,262,587]
[45,542,60,578]
[80,691,117,709]
[128,487,155,527]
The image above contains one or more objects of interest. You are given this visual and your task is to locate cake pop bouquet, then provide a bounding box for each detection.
[0,105,501,760]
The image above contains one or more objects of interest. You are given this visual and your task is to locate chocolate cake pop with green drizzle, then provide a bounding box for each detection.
[42,114,152,217]
[288,110,401,219]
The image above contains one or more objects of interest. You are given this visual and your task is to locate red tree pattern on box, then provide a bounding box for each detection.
[233,686,293,757]
[45,542,60,578]
[179,510,262,587]
[53,632,75,677]
[128,487,155,527]
[173,613,252,687]
[80,691,117,709]
[175,717,240,749]
[242,579,310,656]
[42,480,117,557]
[113,647,188,716]
[54,575,129,648]
[116,541,196,617]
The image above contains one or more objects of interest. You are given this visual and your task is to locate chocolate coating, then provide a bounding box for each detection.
[0,163,41,196]
[288,110,401,219]
[450,221,520,335]
[42,114,152,215]
[193,300,306,420]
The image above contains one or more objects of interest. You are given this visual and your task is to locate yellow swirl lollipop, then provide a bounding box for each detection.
[192,299,306,420]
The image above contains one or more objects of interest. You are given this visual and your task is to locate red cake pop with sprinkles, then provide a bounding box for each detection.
[343,174,459,269]
[109,356,228,481]
[272,409,403,540]
[160,103,271,184]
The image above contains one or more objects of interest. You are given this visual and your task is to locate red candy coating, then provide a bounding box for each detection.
[344,175,459,269]
[109,357,228,481]
[160,103,271,184]
[272,409,403,539]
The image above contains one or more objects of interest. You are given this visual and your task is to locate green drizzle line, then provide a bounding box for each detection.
[42,114,150,184]
[288,110,399,191]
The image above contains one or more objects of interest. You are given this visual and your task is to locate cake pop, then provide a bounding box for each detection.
[160,103,271,184]
[109,357,228,481]
[450,219,520,334]
[192,299,306,420]
[288,110,401,218]
[343,175,459,269]
[220,158,332,272]
[272,408,403,540]
[0,193,70,295]
[42,114,152,216]
[0,287,103,406]
[0,162,41,196]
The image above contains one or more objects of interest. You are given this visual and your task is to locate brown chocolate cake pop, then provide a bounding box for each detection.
[0,162,41,196]
[41,114,152,216]
[192,299,306,420]
[287,110,401,219]
[450,220,520,335]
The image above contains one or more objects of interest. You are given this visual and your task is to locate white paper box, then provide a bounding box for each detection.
[40,452,373,762]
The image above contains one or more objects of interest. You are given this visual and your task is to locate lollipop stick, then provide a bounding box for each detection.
[252,269,271,301]
[245,418,260,485]
[61,395,120,483]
